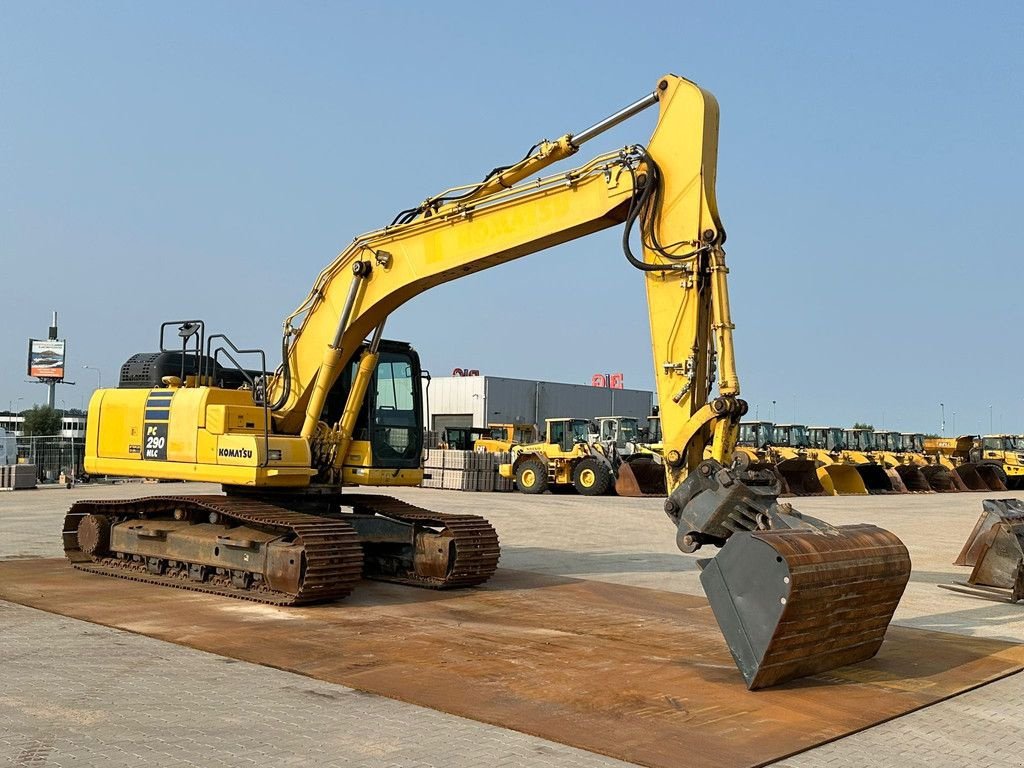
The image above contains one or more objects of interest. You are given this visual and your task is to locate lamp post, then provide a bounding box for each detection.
[940,402,945,436]
[82,365,102,391]
[8,396,23,415]
[989,404,994,434]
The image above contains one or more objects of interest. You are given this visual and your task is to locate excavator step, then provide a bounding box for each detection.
[699,524,911,689]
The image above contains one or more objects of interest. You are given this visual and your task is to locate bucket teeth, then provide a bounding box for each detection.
[700,524,911,689]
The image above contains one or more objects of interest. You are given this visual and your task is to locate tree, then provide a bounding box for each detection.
[22,405,62,436]
[852,422,874,430]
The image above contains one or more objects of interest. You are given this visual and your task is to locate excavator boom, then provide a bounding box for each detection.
[71,74,911,689]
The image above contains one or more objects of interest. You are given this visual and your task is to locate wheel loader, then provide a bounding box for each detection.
[500,418,617,495]
[871,431,932,492]
[62,74,911,690]
[805,426,870,495]
[924,435,1008,491]
[839,428,906,494]
[899,432,965,492]
[764,423,829,496]
[473,423,539,453]
[591,416,667,497]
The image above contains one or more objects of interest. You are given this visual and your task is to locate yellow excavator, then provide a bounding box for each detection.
[63,74,910,690]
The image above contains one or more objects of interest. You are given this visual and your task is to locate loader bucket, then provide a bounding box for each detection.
[920,465,965,492]
[855,463,904,494]
[817,464,869,496]
[955,464,989,491]
[700,524,911,689]
[776,458,826,496]
[614,456,667,497]
[893,465,931,493]
[954,499,1024,567]
[968,521,1024,598]
[883,468,910,494]
[975,464,1008,492]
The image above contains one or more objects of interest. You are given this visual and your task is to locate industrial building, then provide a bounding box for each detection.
[422,375,654,432]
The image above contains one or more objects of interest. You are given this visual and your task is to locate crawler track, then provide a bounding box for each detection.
[63,495,364,606]
[343,494,501,588]
[63,493,501,605]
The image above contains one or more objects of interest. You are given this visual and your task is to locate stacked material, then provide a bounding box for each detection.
[0,464,37,490]
[421,450,513,492]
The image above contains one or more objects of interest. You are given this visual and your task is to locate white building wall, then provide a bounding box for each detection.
[422,376,486,430]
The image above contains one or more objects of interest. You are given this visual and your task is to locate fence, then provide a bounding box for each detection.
[15,436,85,484]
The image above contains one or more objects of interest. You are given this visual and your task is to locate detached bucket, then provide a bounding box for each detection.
[954,499,1024,566]
[921,465,965,492]
[856,464,904,494]
[776,458,826,496]
[969,522,1024,597]
[955,464,989,491]
[699,524,911,689]
[894,465,932,493]
[817,464,869,496]
[615,456,666,497]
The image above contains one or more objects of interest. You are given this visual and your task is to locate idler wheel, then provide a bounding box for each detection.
[78,514,112,556]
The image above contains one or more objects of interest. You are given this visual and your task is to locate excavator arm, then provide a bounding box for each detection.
[257,74,910,689]
[269,75,735,490]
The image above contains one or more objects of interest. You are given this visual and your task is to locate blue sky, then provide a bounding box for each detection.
[2,2,1021,434]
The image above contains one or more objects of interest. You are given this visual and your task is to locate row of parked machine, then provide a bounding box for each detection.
[431,417,1024,499]
[434,416,665,497]
[736,422,1024,495]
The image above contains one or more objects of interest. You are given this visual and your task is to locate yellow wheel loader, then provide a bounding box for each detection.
[63,74,910,690]
[805,427,870,495]
[841,429,907,494]
[900,433,966,492]
[768,423,829,496]
[500,418,616,496]
[976,435,1024,491]
[474,423,539,453]
[872,431,932,492]
[925,436,1008,491]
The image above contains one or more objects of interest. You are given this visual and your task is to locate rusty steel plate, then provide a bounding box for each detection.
[2,559,1023,768]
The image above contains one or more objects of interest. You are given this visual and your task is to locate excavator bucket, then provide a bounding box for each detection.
[615,456,667,497]
[855,464,905,494]
[920,464,966,492]
[954,499,1024,567]
[775,458,826,496]
[893,465,932,493]
[700,524,911,689]
[816,464,869,496]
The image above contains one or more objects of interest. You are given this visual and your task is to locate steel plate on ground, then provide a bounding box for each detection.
[0,558,1018,768]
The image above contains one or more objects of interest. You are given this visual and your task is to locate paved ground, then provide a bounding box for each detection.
[2,482,1024,767]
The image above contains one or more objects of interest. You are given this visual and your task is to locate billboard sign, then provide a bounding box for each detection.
[27,339,66,380]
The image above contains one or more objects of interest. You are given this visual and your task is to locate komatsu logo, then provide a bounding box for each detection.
[218,447,253,459]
